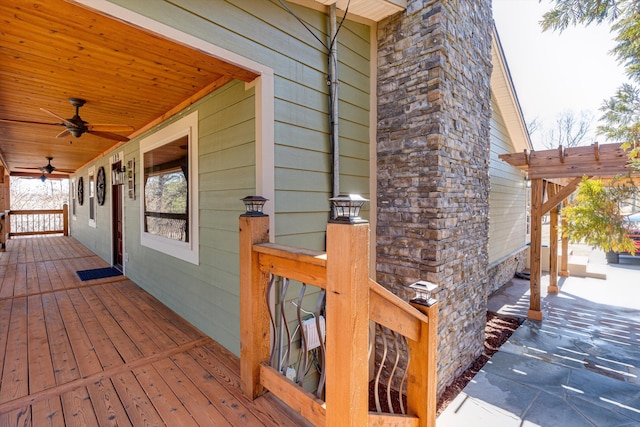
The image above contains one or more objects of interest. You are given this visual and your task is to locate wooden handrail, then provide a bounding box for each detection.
[240,215,438,426]
[369,279,429,342]
[9,209,64,215]
[254,242,328,288]
[254,242,327,265]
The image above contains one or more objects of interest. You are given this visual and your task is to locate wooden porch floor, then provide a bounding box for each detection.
[0,236,310,426]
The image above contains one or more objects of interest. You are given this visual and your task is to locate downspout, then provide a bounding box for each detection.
[329,3,339,198]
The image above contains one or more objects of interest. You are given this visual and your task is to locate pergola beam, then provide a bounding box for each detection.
[540,177,584,215]
[499,143,631,179]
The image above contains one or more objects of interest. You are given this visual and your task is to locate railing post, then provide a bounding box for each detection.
[5,210,10,241]
[62,204,69,236]
[239,213,270,399]
[0,212,5,252]
[325,221,370,426]
[408,300,439,427]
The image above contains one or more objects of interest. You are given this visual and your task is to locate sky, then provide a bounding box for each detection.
[492,0,630,150]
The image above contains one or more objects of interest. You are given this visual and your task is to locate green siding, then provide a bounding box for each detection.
[489,97,528,264]
[106,0,371,242]
[71,1,372,356]
[72,81,256,354]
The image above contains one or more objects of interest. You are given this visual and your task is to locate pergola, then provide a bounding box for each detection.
[499,142,636,320]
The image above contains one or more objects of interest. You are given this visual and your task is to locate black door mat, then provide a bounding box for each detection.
[76,267,123,281]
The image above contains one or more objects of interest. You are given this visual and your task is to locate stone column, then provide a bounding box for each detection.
[376,0,493,395]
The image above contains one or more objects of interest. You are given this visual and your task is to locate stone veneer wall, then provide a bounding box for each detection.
[487,247,528,295]
[376,0,493,395]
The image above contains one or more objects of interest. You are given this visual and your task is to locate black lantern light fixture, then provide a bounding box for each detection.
[409,280,438,307]
[241,195,268,217]
[329,194,368,223]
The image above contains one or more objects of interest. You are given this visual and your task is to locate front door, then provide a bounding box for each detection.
[112,162,123,269]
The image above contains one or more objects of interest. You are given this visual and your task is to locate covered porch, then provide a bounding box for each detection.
[0,235,309,426]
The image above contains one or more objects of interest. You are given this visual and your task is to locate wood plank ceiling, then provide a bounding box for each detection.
[0,0,258,178]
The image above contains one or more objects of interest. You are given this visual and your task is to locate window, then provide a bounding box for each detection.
[88,166,96,228]
[140,111,199,264]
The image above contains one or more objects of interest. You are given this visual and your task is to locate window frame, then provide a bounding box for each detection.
[88,166,96,228]
[139,111,199,265]
[71,178,77,220]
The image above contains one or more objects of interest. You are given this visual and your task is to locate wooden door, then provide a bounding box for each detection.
[112,163,123,268]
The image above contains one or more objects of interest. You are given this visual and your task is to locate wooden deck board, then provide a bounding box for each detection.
[0,236,310,426]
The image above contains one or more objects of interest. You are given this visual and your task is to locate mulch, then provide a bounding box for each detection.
[436,312,522,415]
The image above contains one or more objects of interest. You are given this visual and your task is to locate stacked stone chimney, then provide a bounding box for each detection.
[376,0,493,395]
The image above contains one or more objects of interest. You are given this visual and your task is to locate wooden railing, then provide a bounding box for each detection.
[239,215,438,426]
[7,204,69,237]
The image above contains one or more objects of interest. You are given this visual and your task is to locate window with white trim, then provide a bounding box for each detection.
[140,111,199,265]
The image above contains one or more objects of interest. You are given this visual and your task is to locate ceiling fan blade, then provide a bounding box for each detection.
[0,117,61,126]
[87,130,130,141]
[40,108,76,128]
[86,124,134,133]
[56,128,71,138]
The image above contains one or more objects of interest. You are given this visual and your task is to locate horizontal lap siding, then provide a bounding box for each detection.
[489,98,527,264]
[71,0,371,354]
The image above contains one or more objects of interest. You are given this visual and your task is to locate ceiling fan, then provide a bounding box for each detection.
[14,157,74,181]
[0,98,134,141]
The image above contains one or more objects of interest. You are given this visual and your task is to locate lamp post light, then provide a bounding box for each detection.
[409,280,438,307]
[329,194,368,224]
[241,195,268,217]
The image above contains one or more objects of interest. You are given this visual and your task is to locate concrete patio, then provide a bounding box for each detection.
[438,246,640,426]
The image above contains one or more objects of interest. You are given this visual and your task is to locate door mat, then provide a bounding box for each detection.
[76,267,123,281]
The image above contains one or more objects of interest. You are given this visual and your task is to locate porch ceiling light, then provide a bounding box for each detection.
[329,194,368,224]
[241,195,268,217]
[409,280,438,306]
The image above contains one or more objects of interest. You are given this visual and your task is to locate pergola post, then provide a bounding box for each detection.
[548,185,559,294]
[529,178,543,320]
[560,198,570,277]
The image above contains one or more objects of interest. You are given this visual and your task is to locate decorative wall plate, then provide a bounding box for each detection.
[77,176,84,205]
[97,166,106,205]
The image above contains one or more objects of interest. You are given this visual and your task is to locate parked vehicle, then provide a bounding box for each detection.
[608,213,640,264]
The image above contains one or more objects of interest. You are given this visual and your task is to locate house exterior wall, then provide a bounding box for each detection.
[488,96,528,293]
[107,0,372,250]
[376,0,493,395]
[71,82,255,349]
[70,1,372,355]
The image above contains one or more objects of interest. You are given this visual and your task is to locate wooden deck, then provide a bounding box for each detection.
[0,236,310,426]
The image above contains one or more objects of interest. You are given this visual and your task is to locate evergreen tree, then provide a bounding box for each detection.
[542,0,640,162]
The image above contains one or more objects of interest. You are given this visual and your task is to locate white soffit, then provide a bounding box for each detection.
[491,26,533,153]
[313,0,406,21]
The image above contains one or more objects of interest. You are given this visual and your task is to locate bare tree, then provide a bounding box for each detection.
[538,110,594,149]
[10,177,69,210]
[527,117,543,136]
